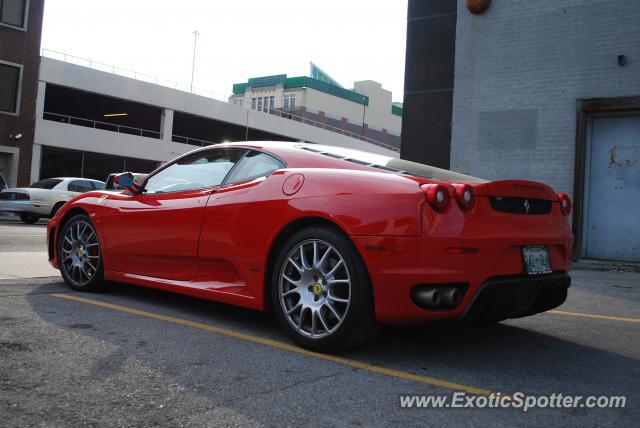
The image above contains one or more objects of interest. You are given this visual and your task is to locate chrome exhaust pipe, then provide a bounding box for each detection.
[441,287,462,307]
[412,287,441,307]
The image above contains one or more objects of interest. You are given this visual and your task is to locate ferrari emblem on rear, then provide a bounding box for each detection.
[523,199,530,214]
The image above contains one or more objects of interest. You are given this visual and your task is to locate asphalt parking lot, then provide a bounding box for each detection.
[0,216,638,426]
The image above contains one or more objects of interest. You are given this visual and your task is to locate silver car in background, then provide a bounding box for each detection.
[0,177,105,224]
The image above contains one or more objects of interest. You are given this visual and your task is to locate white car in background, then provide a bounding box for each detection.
[0,177,105,224]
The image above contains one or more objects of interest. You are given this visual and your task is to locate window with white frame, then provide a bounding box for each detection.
[0,62,21,114]
[250,95,275,112]
[0,0,27,28]
[283,94,296,110]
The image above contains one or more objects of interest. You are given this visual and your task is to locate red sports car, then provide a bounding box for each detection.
[47,142,573,351]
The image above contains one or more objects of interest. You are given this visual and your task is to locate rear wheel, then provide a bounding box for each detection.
[19,213,39,224]
[50,202,65,218]
[271,226,377,352]
[58,214,105,291]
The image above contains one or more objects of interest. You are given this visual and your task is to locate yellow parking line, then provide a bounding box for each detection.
[51,292,497,396]
[548,310,640,324]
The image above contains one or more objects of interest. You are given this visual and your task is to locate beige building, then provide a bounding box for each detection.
[229,71,402,150]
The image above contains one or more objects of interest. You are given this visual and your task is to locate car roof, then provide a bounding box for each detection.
[164,141,484,183]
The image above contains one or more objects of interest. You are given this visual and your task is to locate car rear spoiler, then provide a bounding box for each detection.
[473,180,558,200]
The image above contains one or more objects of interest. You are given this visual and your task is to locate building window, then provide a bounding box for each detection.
[0,0,27,28]
[251,97,257,109]
[257,97,263,111]
[283,94,297,110]
[0,62,21,114]
[269,96,275,110]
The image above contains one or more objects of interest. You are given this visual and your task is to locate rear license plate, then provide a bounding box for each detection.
[522,245,552,275]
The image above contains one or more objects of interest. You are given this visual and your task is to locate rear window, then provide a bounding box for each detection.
[225,150,284,184]
[29,179,62,189]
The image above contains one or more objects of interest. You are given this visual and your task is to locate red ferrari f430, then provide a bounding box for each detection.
[47,142,573,351]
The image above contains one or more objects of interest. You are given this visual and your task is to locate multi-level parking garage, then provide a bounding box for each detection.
[29,56,398,183]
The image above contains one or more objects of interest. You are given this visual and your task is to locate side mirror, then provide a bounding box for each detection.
[113,172,141,194]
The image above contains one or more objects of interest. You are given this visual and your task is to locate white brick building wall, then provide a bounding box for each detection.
[450,0,640,195]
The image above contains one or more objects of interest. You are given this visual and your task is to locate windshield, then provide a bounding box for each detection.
[298,144,487,183]
[29,179,63,189]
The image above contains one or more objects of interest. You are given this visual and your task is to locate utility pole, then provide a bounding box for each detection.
[190,30,200,92]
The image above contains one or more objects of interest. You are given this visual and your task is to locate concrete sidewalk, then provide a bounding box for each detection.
[0,251,59,280]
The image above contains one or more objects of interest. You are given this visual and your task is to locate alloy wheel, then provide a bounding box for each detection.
[278,239,351,339]
[60,220,101,287]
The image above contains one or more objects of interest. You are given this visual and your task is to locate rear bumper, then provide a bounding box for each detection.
[352,233,573,325]
[0,200,53,216]
[461,272,570,323]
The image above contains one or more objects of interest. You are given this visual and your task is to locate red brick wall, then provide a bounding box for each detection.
[0,0,44,186]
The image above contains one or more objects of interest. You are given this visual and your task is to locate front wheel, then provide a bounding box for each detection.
[57,214,105,291]
[19,213,39,224]
[271,226,377,352]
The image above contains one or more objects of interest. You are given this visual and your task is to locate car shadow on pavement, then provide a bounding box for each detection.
[23,280,639,424]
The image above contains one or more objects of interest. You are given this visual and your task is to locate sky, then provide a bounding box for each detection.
[41,0,408,102]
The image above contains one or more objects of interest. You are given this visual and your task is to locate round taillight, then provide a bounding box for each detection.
[453,184,475,211]
[421,184,450,212]
[558,193,572,215]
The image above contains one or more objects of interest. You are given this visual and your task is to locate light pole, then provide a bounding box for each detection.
[190,30,200,93]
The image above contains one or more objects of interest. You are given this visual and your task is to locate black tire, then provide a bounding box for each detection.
[57,214,105,292]
[19,213,39,224]
[271,226,378,352]
[50,202,65,218]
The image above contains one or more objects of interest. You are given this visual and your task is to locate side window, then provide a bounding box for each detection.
[225,150,284,184]
[68,180,95,193]
[144,148,246,194]
[0,0,27,28]
[0,62,21,114]
[92,181,106,190]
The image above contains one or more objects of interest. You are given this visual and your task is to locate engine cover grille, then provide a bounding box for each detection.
[489,196,552,214]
